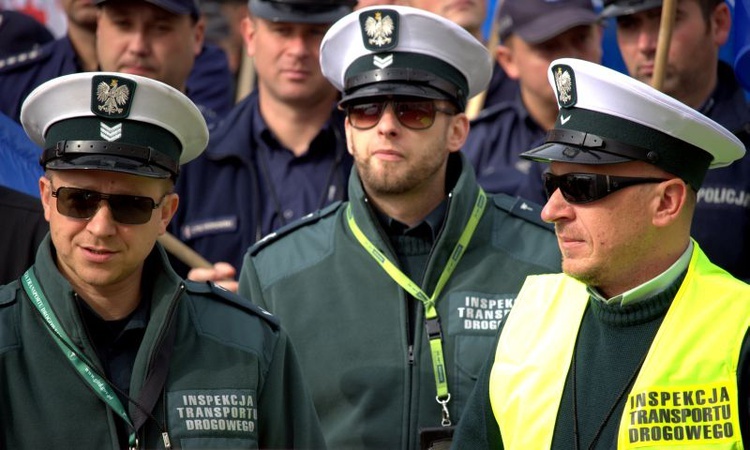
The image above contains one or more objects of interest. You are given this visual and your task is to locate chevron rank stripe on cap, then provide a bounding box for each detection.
[521,58,745,189]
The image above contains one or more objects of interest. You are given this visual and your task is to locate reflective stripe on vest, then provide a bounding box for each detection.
[490,244,750,449]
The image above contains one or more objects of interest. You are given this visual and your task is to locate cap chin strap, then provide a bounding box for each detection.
[546,128,660,163]
[41,140,179,176]
[345,67,465,110]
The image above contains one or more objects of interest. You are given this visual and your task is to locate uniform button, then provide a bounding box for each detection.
[283,209,295,220]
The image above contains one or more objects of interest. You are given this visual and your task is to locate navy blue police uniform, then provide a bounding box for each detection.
[0,37,232,129]
[462,93,546,195]
[186,43,235,129]
[482,61,519,110]
[171,90,351,274]
[0,37,79,123]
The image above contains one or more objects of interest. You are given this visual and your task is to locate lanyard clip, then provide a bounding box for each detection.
[436,394,452,427]
[425,316,442,340]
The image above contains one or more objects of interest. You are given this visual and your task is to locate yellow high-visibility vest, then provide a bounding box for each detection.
[489,244,750,449]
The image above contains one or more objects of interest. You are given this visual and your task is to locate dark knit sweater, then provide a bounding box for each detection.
[551,275,682,449]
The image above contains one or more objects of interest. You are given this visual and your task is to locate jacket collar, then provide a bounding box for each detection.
[30,235,184,351]
[346,152,483,289]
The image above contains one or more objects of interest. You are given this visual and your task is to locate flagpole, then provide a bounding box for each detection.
[652,0,677,90]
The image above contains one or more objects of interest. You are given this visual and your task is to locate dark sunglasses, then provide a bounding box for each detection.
[346,100,457,130]
[542,172,669,204]
[51,186,168,225]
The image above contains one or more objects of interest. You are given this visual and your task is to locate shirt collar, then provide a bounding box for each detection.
[588,240,693,306]
[376,198,448,242]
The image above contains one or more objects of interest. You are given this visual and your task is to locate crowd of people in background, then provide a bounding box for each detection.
[0,0,749,447]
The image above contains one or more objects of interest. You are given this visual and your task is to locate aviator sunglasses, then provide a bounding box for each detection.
[346,100,457,130]
[51,186,169,225]
[542,172,669,204]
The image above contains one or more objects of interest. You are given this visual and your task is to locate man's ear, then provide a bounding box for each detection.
[39,176,52,222]
[158,193,180,235]
[241,16,257,58]
[495,40,520,80]
[711,1,731,47]
[652,178,688,228]
[446,113,470,153]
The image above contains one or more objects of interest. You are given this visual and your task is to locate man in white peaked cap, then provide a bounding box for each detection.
[238,5,562,449]
[0,72,325,449]
[453,57,750,448]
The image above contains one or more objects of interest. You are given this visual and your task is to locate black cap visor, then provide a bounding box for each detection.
[339,82,455,107]
[44,154,172,179]
[521,142,635,165]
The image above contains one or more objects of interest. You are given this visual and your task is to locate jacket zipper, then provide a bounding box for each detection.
[138,282,185,449]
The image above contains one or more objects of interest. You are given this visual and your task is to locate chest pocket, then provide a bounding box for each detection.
[445,291,515,414]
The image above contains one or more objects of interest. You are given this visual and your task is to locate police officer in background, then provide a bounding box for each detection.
[462,0,603,196]
[0,0,233,128]
[602,0,750,281]
[0,185,47,285]
[453,58,750,448]
[172,0,356,290]
[0,72,324,448]
[238,6,561,449]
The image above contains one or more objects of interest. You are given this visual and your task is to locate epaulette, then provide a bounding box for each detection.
[735,122,750,144]
[249,200,343,256]
[491,193,554,231]
[184,280,280,328]
[0,280,21,307]
[0,46,50,72]
[470,100,516,124]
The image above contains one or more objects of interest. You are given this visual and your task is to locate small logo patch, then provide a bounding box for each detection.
[360,9,398,51]
[552,64,576,109]
[91,75,136,119]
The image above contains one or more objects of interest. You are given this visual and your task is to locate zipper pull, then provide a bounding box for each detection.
[162,432,172,449]
[408,345,415,365]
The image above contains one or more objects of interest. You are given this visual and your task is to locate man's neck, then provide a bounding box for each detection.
[258,89,338,157]
[68,271,144,321]
[521,86,557,130]
[68,23,98,72]
[366,175,448,229]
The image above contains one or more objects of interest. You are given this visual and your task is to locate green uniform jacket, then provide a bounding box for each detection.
[0,235,325,449]
[238,153,562,450]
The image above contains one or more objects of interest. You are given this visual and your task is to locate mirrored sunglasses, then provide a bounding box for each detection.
[542,172,669,204]
[346,100,457,130]
[51,186,167,225]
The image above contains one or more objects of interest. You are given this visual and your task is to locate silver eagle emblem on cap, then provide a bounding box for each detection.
[97,79,131,115]
[365,12,394,47]
[555,67,573,106]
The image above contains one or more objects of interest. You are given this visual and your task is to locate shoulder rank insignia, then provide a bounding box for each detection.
[360,9,399,51]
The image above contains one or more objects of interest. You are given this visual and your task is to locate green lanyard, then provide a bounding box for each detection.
[22,269,139,449]
[346,188,487,426]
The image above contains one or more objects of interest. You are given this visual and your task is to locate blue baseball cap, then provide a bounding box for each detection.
[249,0,355,24]
[95,0,201,19]
[497,0,599,44]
